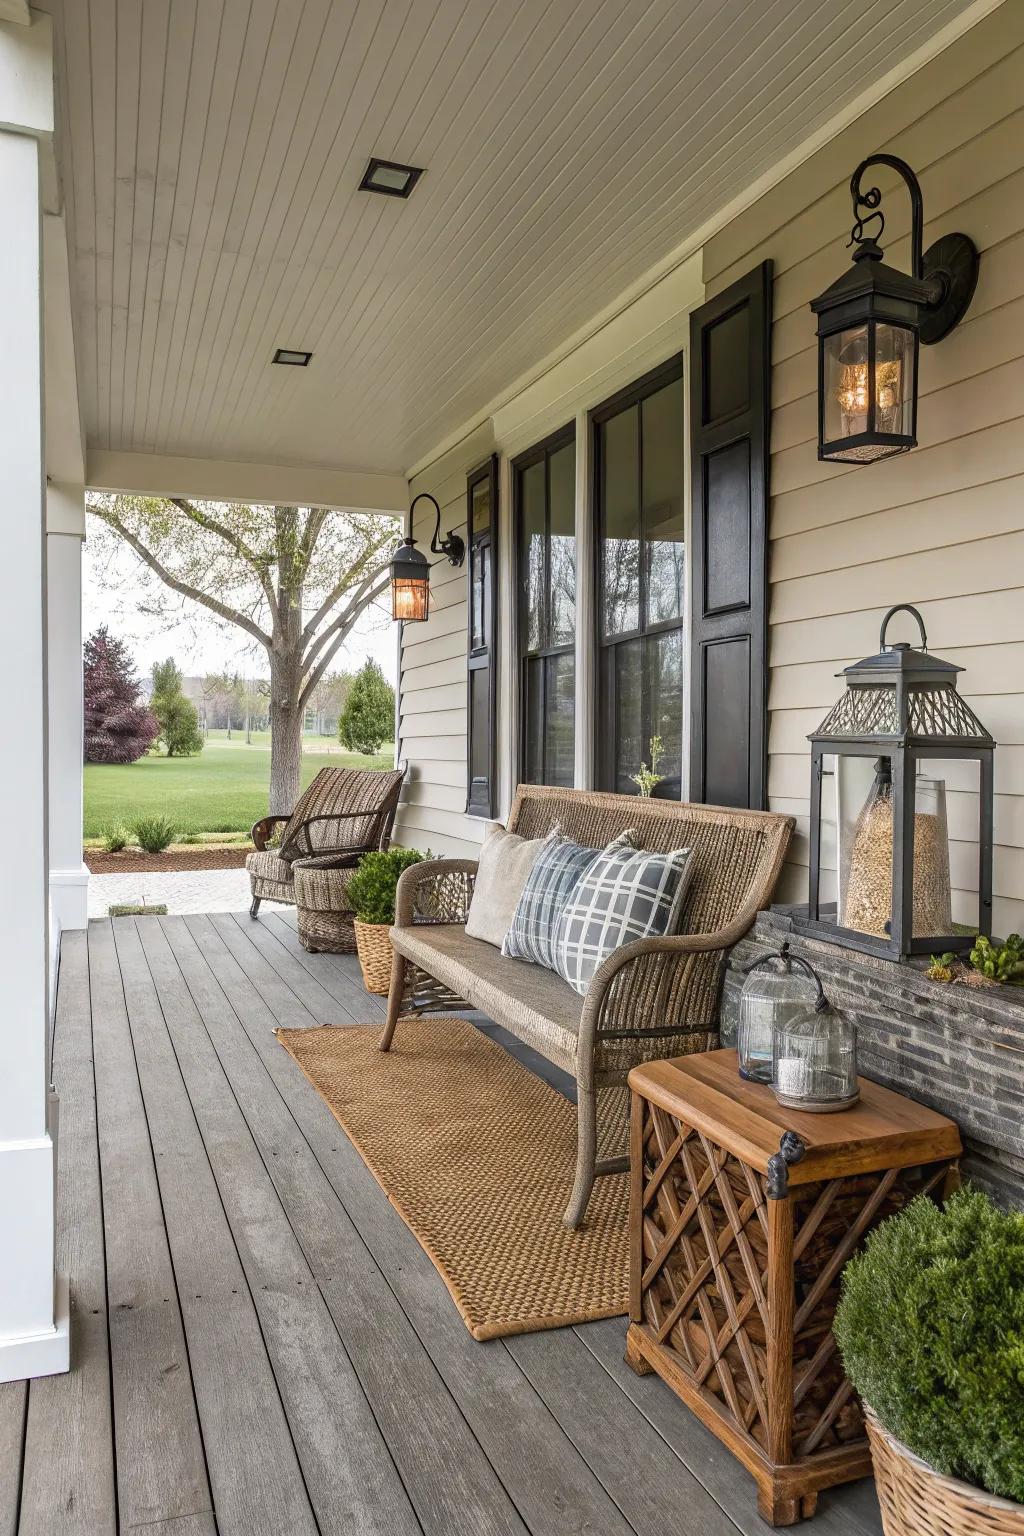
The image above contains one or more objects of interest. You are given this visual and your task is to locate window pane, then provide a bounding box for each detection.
[470,537,489,653]
[647,628,683,797]
[612,639,643,793]
[545,652,575,787]
[548,442,576,646]
[642,379,685,625]
[520,460,545,651]
[523,656,544,783]
[600,406,640,637]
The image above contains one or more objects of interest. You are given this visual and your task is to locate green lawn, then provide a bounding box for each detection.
[84,732,395,839]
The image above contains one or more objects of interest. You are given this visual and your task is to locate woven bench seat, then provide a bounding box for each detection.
[394,922,583,1073]
[380,786,794,1229]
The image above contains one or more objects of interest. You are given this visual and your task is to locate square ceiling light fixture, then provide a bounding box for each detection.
[359,156,424,199]
[272,347,313,366]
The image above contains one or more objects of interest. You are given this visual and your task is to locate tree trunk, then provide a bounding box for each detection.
[269,651,303,813]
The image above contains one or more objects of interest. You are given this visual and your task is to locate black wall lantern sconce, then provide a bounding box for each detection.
[810,154,978,463]
[389,492,465,623]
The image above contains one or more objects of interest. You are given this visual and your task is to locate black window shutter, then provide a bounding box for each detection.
[688,259,772,809]
[466,454,499,818]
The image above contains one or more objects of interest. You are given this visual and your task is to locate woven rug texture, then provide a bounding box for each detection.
[276,1016,629,1340]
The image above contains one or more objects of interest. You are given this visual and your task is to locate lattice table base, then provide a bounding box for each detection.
[625,1052,960,1526]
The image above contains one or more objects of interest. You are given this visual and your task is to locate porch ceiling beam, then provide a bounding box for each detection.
[0,2,30,25]
[85,449,409,513]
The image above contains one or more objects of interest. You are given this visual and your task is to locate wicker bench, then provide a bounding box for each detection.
[380,786,794,1227]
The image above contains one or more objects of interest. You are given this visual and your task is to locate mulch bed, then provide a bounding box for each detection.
[86,845,252,875]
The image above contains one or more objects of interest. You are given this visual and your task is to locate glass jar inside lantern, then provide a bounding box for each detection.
[840,761,952,939]
[771,960,859,1113]
[737,944,819,1083]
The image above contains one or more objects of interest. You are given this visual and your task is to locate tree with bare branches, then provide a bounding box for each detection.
[87,496,398,811]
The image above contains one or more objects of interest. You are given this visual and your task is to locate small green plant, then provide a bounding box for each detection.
[630,735,665,798]
[926,950,957,982]
[969,933,1024,986]
[346,847,426,925]
[132,815,177,854]
[835,1189,1024,1503]
[103,826,129,853]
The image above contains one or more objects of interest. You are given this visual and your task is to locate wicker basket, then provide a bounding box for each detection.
[865,1407,1024,1536]
[354,919,394,995]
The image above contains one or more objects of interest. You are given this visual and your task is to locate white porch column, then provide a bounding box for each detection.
[0,14,69,1383]
[47,484,88,937]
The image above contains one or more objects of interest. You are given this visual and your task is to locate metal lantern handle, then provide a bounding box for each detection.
[879,603,927,653]
[743,942,829,1014]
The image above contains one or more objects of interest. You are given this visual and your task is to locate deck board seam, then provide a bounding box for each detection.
[114,917,323,1536]
[258,911,385,1022]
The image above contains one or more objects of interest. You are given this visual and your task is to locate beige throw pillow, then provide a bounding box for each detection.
[465,822,556,947]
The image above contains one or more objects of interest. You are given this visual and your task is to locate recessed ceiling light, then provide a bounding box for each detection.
[272,347,313,366]
[359,156,424,199]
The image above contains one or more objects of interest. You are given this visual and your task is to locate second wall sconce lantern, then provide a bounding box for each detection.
[389,492,466,623]
[810,154,978,464]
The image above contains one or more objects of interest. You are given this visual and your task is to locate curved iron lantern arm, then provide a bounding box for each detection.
[407,492,465,568]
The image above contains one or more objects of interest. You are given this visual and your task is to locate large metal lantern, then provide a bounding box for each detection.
[810,154,978,464]
[802,604,995,961]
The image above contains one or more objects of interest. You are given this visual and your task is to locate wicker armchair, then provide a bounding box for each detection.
[379,786,793,1227]
[246,765,406,918]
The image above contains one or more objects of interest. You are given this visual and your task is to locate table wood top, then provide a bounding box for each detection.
[628,1050,962,1182]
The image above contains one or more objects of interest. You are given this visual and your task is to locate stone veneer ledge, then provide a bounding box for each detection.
[721,908,1024,1208]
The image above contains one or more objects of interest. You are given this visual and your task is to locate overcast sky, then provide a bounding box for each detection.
[83,534,399,686]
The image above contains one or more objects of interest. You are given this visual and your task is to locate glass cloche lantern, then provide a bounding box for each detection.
[771,960,859,1113]
[737,943,819,1083]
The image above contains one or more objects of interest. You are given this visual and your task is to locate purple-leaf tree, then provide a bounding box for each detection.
[83,626,159,764]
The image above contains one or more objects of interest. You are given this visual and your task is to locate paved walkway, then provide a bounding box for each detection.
[87,867,251,917]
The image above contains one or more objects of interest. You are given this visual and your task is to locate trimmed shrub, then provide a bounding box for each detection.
[338,659,395,755]
[132,816,177,854]
[834,1188,1024,1502]
[346,847,426,926]
[103,826,129,853]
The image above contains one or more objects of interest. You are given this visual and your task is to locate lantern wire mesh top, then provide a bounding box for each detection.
[811,604,994,747]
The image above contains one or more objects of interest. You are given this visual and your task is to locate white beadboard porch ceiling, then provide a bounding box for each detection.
[45,0,976,477]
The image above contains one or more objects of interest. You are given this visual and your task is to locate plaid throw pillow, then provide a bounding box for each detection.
[501,831,635,971]
[552,841,693,996]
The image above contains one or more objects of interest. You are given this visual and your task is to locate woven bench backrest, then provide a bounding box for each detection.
[507,785,791,941]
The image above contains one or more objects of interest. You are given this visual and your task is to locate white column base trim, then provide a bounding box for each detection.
[49,864,89,930]
[0,1274,69,1383]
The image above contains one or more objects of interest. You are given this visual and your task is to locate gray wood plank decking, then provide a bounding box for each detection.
[2,911,883,1536]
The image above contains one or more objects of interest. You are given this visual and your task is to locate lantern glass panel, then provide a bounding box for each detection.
[821,321,916,462]
[918,757,983,938]
[392,575,429,622]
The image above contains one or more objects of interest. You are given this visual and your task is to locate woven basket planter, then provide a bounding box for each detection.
[865,1407,1024,1536]
[354,919,394,995]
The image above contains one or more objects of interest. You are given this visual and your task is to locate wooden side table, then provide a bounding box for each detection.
[625,1049,960,1527]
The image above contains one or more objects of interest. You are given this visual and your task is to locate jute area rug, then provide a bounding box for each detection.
[276,1016,629,1340]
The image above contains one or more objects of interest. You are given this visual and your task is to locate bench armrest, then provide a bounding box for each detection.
[393,858,479,928]
[251,814,289,851]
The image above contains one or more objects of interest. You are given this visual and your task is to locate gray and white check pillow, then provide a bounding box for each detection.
[501,830,635,971]
[552,841,693,996]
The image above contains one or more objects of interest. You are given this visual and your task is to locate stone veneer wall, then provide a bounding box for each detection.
[721,908,1024,1208]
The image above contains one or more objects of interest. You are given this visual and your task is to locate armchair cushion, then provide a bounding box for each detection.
[552,841,694,996]
[464,822,555,947]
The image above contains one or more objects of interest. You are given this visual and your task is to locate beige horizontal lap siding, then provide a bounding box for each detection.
[393,423,495,861]
[703,6,1024,940]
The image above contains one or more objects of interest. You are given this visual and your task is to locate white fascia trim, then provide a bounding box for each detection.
[405,0,1007,482]
[0,1274,69,1384]
[86,448,408,513]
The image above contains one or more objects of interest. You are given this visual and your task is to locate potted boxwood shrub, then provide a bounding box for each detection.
[346,847,425,995]
[835,1188,1024,1535]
